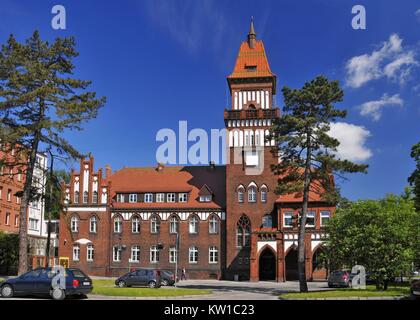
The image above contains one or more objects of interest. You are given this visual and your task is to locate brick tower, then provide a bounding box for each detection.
[224,19,280,280]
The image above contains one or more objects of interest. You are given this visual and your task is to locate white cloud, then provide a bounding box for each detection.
[359,93,404,121]
[328,122,372,162]
[345,34,418,88]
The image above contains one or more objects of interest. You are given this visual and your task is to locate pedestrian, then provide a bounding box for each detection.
[181,267,186,280]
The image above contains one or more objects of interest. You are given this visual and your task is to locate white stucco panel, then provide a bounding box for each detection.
[257,241,277,253]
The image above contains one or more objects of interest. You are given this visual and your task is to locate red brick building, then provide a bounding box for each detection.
[58,22,334,281]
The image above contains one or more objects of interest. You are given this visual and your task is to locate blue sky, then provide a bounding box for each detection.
[1,0,419,200]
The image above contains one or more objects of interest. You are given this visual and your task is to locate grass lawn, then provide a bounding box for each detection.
[91,280,211,297]
[280,285,411,299]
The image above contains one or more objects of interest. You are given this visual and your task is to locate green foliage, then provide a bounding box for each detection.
[408,141,420,211]
[44,169,71,220]
[325,194,420,289]
[0,231,19,274]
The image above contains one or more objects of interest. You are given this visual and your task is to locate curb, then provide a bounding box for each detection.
[88,293,216,300]
[279,295,407,300]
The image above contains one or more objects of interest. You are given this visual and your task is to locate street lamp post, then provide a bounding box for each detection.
[174,231,179,287]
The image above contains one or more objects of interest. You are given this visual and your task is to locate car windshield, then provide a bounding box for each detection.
[69,269,87,278]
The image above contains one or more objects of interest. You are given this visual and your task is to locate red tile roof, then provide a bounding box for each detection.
[110,166,226,210]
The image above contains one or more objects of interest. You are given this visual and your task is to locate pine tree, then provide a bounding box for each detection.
[270,75,367,292]
[408,141,420,211]
[0,31,106,274]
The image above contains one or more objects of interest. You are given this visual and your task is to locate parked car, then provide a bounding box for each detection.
[411,279,420,299]
[0,267,92,300]
[115,268,161,288]
[328,270,350,288]
[160,270,176,286]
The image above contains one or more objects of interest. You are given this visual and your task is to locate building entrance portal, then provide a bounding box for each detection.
[285,247,299,281]
[258,248,276,281]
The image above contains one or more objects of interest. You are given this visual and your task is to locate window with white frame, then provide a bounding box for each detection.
[29,218,39,230]
[248,187,257,203]
[89,216,97,233]
[283,212,293,228]
[131,245,140,262]
[87,244,94,261]
[5,212,10,225]
[113,246,121,262]
[199,195,212,202]
[189,246,198,263]
[238,187,244,203]
[236,215,251,247]
[114,216,122,233]
[150,245,159,263]
[116,194,124,202]
[189,215,199,234]
[306,211,315,227]
[156,193,165,202]
[209,215,219,234]
[209,246,218,264]
[262,214,272,228]
[73,245,80,261]
[7,189,11,202]
[83,191,89,204]
[14,215,18,227]
[167,193,176,202]
[92,191,98,204]
[178,193,188,202]
[144,193,153,203]
[132,216,140,233]
[169,246,177,263]
[261,187,267,202]
[71,216,78,232]
[169,216,179,234]
[320,211,330,226]
[150,215,160,234]
[74,191,79,204]
[129,194,137,203]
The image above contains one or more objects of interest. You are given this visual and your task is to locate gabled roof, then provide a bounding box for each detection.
[198,184,213,196]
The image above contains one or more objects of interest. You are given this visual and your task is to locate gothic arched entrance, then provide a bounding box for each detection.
[259,247,276,281]
[285,247,299,281]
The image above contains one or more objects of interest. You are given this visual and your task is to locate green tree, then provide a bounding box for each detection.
[270,76,368,292]
[0,232,19,275]
[408,141,420,211]
[325,194,419,289]
[0,31,105,274]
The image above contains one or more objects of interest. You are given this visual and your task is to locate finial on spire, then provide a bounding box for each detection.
[248,17,256,48]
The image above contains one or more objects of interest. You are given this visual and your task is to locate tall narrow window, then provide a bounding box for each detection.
[236,215,251,248]
[237,186,244,203]
[189,246,198,263]
[209,246,218,264]
[131,246,140,262]
[209,215,219,234]
[114,216,122,233]
[92,191,98,204]
[73,245,80,261]
[132,216,140,233]
[248,187,257,203]
[83,191,89,204]
[87,244,94,261]
[113,246,121,262]
[150,215,160,234]
[74,191,79,204]
[260,186,267,203]
[150,245,159,263]
[71,216,79,232]
[89,216,97,233]
[169,247,177,263]
[169,216,179,234]
[189,215,199,234]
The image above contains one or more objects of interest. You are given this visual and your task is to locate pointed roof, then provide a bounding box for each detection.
[228,19,276,82]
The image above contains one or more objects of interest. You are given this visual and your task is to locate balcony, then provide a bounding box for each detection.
[224,108,280,121]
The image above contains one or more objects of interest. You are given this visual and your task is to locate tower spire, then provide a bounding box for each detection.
[247,17,256,48]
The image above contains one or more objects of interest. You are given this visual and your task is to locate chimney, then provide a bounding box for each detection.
[105,165,111,180]
[156,163,165,172]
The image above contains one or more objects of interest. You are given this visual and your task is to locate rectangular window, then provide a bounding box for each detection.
[14,215,19,227]
[130,246,140,262]
[7,189,11,202]
[113,246,121,262]
[5,212,10,225]
[167,193,176,202]
[150,246,159,263]
[209,246,218,264]
[169,247,177,264]
[283,212,293,228]
[87,245,94,262]
[156,193,165,202]
[320,211,330,226]
[144,193,153,203]
[129,194,137,203]
[199,195,211,202]
[116,194,125,202]
[306,211,315,227]
[189,247,198,264]
[29,218,39,230]
[0,187,2,199]
[178,193,188,203]
[73,246,80,261]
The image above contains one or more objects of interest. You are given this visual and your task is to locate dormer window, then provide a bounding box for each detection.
[129,194,137,203]
[179,193,188,203]
[167,193,176,202]
[116,194,125,202]
[245,65,257,71]
[198,184,213,203]
[144,193,153,203]
[199,195,212,202]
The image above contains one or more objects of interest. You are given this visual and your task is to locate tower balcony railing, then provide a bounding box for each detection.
[224,107,280,121]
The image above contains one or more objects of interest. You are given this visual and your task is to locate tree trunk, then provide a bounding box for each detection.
[298,131,312,293]
[17,132,41,274]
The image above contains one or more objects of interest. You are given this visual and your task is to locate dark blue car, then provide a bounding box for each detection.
[0,267,93,300]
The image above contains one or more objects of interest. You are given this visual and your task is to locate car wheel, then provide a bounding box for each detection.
[117,281,126,288]
[161,279,168,286]
[51,288,66,300]
[1,284,14,298]
[148,281,157,288]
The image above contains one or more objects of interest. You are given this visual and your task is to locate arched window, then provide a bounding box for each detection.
[89,216,97,233]
[236,215,251,248]
[150,215,160,234]
[169,215,179,234]
[71,216,78,232]
[87,244,94,261]
[260,185,267,203]
[209,215,219,234]
[237,185,245,203]
[189,215,199,234]
[132,216,140,233]
[92,191,98,204]
[114,216,122,233]
[72,245,80,261]
[74,191,79,204]
[262,214,272,228]
[189,246,198,263]
[248,186,257,203]
[83,191,89,204]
